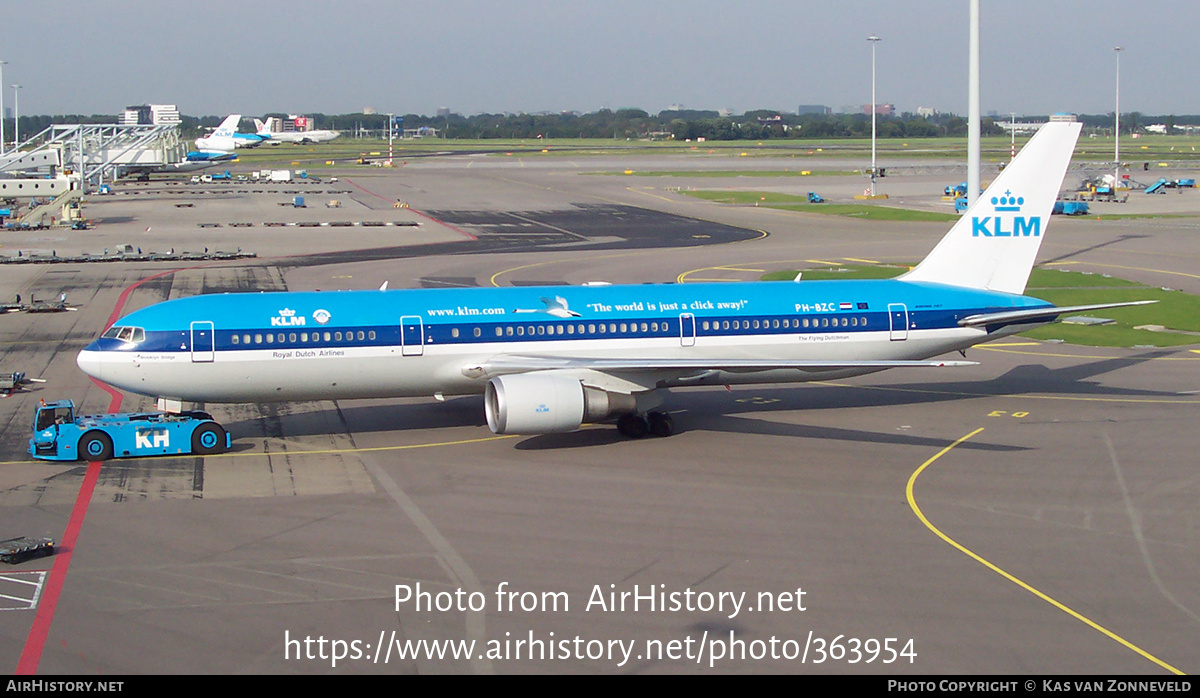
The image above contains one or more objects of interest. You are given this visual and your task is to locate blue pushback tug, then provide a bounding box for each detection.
[29,400,230,462]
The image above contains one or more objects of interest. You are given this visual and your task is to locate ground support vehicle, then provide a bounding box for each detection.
[29,400,230,461]
[0,537,54,564]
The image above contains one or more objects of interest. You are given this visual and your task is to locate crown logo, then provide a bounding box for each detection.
[279,308,296,317]
[992,190,1024,212]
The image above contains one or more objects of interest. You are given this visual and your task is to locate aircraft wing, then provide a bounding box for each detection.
[959,300,1157,328]
[476,355,976,375]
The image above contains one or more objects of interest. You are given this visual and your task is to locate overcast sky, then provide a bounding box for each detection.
[2,0,1195,118]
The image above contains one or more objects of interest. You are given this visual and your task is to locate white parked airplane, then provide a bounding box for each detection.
[194,115,267,152]
[78,119,1150,440]
[252,118,340,144]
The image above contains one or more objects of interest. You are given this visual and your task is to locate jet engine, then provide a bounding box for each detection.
[484,374,635,435]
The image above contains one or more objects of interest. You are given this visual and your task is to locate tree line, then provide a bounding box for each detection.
[6,110,1200,143]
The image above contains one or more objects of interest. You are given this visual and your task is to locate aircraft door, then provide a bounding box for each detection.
[679,313,696,347]
[888,304,909,341]
[400,316,424,356]
[190,321,215,362]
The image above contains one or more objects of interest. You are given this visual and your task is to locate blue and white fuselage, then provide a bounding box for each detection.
[76,279,1049,403]
[76,120,1149,437]
[194,114,268,153]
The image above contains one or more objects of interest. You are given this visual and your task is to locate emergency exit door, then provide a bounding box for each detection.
[191,321,214,362]
[400,316,424,356]
[888,304,909,341]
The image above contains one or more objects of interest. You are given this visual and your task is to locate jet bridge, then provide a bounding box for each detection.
[0,148,61,174]
[1,123,187,186]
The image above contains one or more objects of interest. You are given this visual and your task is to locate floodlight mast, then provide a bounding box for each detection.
[10,83,20,148]
[0,61,7,156]
[1114,46,1123,190]
[967,0,980,207]
[868,34,880,197]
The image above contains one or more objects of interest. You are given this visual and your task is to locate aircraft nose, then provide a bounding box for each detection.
[76,345,103,381]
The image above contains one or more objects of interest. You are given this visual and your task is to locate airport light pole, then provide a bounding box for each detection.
[967,0,980,207]
[1010,113,1016,162]
[868,34,880,197]
[387,112,394,167]
[0,61,6,156]
[1114,46,1123,190]
[10,84,19,149]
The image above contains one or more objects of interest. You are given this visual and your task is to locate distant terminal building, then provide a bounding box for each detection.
[403,126,440,138]
[998,121,1044,135]
[263,115,317,133]
[863,103,895,116]
[756,114,790,133]
[363,106,378,115]
[1142,124,1198,134]
[436,107,451,118]
[916,107,938,118]
[797,104,831,115]
[120,104,181,126]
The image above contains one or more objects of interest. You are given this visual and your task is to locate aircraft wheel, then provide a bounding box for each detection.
[648,412,675,438]
[616,413,650,439]
[192,423,227,455]
[78,432,114,462]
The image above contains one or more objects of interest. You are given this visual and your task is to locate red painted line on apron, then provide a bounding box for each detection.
[15,265,183,673]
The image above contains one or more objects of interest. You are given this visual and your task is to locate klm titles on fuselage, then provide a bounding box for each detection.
[972,193,1041,238]
[272,309,305,327]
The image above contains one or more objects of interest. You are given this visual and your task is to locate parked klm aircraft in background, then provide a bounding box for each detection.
[118,151,237,179]
[119,121,238,178]
[78,119,1151,439]
[253,118,340,144]
[194,115,268,152]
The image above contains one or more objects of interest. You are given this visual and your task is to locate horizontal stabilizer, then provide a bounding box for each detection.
[959,300,1157,328]
[477,355,976,376]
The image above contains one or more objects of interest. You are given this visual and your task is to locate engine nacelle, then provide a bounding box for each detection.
[484,374,635,435]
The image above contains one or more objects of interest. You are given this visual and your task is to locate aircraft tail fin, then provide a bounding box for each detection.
[212,114,241,138]
[253,118,267,135]
[900,119,1082,295]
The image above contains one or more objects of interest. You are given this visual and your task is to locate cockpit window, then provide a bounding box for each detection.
[102,326,145,344]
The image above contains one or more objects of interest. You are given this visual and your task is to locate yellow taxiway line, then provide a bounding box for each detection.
[907,428,1183,675]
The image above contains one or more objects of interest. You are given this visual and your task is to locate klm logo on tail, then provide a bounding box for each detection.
[972,191,1041,238]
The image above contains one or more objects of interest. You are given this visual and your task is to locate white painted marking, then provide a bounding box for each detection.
[0,571,48,611]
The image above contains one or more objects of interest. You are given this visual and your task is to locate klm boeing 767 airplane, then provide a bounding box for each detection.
[77,120,1150,439]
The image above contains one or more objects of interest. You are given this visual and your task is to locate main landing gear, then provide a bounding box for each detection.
[616,411,675,439]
